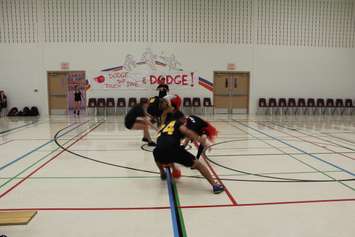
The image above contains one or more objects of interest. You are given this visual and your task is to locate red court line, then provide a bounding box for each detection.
[194,142,238,206]
[1,198,355,212]
[0,122,102,199]
[179,204,235,209]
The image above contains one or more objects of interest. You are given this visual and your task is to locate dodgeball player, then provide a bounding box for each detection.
[163,94,182,111]
[73,86,83,116]
[153,111,224,194]
[182,115,218,159]
[125,100,157,146]
[147,96,174,126]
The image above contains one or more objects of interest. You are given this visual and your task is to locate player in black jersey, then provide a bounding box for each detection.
[147,96,175,126]
[124,100,157,146]
[182,115,218,160]
[147,96,163,123]
[153,111,224,194]
[73,86,83,116]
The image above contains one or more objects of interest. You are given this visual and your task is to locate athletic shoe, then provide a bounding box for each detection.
[77,110,80,116]
[148,141,156,147]
[212,184,225,194]
[142,137,149,142]
[160,172,167,180]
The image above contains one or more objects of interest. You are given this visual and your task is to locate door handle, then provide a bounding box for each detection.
[234,78,237,88]
[225,79,228,88]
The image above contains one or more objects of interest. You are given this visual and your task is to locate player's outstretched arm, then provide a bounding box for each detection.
[179,125,211,148]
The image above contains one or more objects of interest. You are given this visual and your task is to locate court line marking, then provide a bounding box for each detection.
[0,122,98,191]
[326,132,355,145]
[209,152,355,157]
[1,118,353,211]
[166,168,183,237]
[237,198,355,207]
[196,143,238,206]
[172,176,188,236]
[0,122,103,199]
[230,121,355,191]
[266,122,355,161]
[235,121,355,177]
[0,121,89,172]
[0,207,170,211]
[0,139,14,146]
[1,198,355,211]
[0,144,73,191]
[0,170,343,180]
[0,120,39,135]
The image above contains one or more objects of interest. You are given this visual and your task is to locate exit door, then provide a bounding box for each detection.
[47,71,86,115]
[47,72,68,115]
[213,72,250,114]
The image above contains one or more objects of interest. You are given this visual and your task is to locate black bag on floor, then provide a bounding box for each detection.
[7,107,18,116]
[30,106,39,116]
[22,107,30,116]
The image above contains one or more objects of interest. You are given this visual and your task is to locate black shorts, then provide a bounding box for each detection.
[153,145,195,167]
[124,119,135,129]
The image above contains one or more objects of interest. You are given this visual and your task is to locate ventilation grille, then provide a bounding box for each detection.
[0,0,39,43]
[0,0,354,47]
[256,0,355,47]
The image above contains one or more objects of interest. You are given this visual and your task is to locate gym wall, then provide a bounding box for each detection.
[0,0,354,115]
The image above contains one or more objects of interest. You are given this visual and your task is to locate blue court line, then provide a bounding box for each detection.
[0,121,89,172]
[0,120,39,135]
[166,168,180,237]
[235,120,355,177]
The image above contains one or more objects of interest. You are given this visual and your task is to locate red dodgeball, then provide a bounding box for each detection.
[171,95,182,111]
[95,75,105,83]
[172,168,181,179]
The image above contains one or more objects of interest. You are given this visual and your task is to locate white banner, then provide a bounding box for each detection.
[90,49,198,90]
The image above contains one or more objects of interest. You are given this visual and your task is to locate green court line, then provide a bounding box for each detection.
[172,180,188,237]
[0,123,97,191]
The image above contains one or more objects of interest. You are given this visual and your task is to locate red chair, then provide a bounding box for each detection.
[87,98,97,115]
[183,97,192,114]
[258,98,268,115]
[128,98,137,108]
[268,98,277,115]
[116,98,126,114]
[106,98,115,115]
[297,98,306,115]
[278,98,287,115]
[97,98,106,116]
[325,98,335,114]
[192,97,202,114]
[140,97,148,104]
[287,98,297,115]
[316,98,325,115]
[203,98,213,114]
[344,99,354,115]
[335,99,344,115]
[306,98,316,114]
